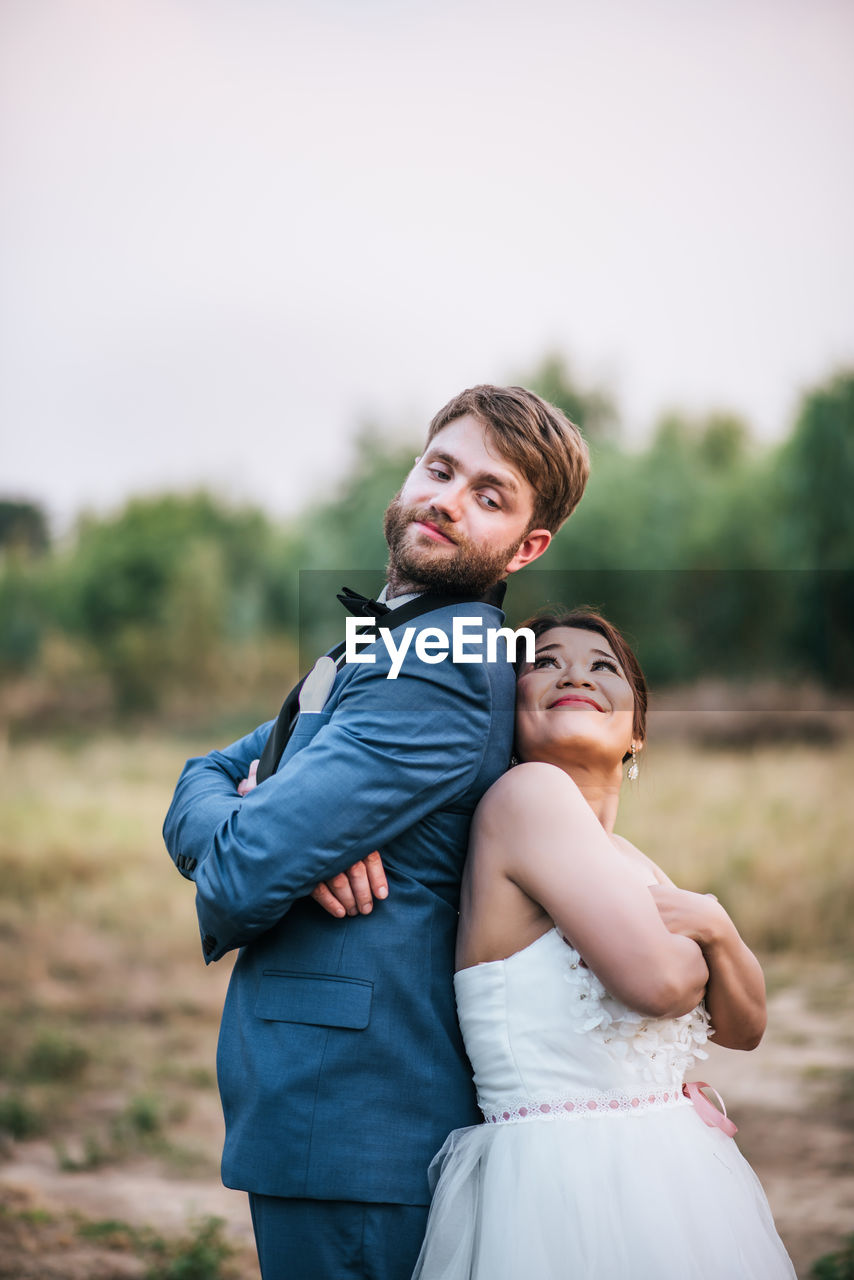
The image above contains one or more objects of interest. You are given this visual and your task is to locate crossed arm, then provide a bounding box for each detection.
[649,883,766,1050]
[300,775,766,1049]
[163,646,501,960]
[237,756,388,917]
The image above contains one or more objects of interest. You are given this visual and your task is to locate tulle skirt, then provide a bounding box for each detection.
[412,1102,795,1280]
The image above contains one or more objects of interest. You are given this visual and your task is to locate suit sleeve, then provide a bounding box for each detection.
[172,646,498,962]
[163,719,275,881]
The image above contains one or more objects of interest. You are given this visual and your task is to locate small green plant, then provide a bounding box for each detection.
[3,1203,55,1227]
[146,1216,234,1280]
[0,1091,42,1138]
[77,1217,145,1248]
[124,1093,163,1137]
[811,1234,854,1280]
[75,1215,234,1279]
[54,1091,198,1174]
[25,1031,90,1082]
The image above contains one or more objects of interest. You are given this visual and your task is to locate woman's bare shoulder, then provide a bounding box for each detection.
[478,761,573,812]
[471,763,581,853]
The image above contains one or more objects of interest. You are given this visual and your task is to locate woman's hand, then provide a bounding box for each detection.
[648,884,727,947]
[650,883,766,1051]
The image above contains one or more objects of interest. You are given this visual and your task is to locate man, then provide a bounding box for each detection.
[163,385,589,1280]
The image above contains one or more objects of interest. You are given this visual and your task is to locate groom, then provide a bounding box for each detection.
[163,385,589,1280]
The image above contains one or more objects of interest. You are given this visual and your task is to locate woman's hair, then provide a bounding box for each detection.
[425,384,590,534]
[518,608,648,753]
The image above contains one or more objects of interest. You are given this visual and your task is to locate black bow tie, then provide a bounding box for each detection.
[336,587,392,619]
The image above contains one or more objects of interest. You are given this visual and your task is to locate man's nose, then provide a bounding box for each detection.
[429,479,466,522]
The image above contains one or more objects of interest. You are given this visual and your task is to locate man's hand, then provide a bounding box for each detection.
[237,759,260,796]
[237,758,388,917]
[311,851,388,918]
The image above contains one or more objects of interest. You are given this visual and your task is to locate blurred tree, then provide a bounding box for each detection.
[0,568,44,671]
[0,500,49,557]
[697,413,749,472]
[520,351,620,444]
[771,369,854,684]
[292,425,417,575]
[775,368,854,568]
[3,358,853,720]
[58,493,281,710]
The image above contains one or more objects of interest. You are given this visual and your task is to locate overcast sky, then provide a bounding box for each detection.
[2,0,852,529]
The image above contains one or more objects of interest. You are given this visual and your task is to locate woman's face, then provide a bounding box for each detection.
[515,626,638,774]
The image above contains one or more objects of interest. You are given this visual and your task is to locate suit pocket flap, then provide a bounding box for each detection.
[255,971,373,1029]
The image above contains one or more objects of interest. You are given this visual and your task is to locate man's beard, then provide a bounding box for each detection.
[383,494,523,595]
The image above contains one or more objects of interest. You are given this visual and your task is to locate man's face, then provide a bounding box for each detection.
[383,414,550,594]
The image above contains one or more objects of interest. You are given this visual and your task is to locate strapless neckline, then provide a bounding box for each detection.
[455,925,562,978]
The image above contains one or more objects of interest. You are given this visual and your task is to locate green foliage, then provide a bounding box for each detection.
[292,423,417,574]
[25,1031,90,1082]
[0,499,49,555]
[76,1216,235,1280]
[0,1091,42,1138]
[0,565,45,671]
[55,1094,170,1170]
[1,362,853,721]
[122,1092,163,1136]
[778,369,854,569]
[810,1234,854,1280]
[521,351,619,444]
[147,1216,234,1280]
[53,492,289,710]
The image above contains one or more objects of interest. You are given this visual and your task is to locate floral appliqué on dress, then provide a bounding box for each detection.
[560,937,711,1086]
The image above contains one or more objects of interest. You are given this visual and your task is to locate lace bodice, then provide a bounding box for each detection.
[454,927,710,1124]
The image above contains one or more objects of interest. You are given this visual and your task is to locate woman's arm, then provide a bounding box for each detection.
[474,763,709,1019]
[648,885,766,1050]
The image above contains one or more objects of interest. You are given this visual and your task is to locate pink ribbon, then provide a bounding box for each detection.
[682,1081,738,1137]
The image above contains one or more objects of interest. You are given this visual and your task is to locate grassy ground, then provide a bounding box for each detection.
[0,732,852,1277]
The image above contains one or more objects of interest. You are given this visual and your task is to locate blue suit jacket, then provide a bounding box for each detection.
[163,599,515,1204]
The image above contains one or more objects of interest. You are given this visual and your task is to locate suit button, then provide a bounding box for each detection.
[203,934,217,957]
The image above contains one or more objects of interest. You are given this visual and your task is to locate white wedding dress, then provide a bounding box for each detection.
[413,927,795,1279]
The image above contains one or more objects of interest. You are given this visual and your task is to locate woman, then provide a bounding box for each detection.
[413,609,795,1279]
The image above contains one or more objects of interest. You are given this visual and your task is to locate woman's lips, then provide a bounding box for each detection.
[548,696,604,711]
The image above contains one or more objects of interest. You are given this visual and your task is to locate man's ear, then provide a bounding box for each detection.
[503,528,551,575]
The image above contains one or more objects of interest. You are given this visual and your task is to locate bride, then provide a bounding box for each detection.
[412,608,795,1279]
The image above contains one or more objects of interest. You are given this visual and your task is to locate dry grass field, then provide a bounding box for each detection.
[0,731,852,1278]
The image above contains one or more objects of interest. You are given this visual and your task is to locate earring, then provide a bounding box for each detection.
[627,743,639,781]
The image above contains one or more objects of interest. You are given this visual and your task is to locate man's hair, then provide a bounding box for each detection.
[425,384,590,534]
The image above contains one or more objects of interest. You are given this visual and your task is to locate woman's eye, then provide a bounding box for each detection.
[532,655,558,669]
[592,659,619,674]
